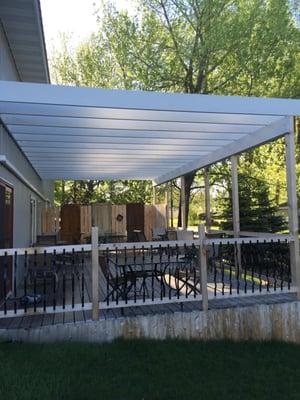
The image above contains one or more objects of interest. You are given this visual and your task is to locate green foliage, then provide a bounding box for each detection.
[50,0,300,228]
[216,172,286,232]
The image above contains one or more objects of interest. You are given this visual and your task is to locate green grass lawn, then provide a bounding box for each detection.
[1,339,300,400]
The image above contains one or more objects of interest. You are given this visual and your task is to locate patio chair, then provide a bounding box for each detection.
[167,230,177,241]
[133,230,148,242]
[176,230,194,241]
[152,228,167,241]
[27,253,58,289]
[99,255,136,301]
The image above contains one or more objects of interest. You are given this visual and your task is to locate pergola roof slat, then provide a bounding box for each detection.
[0,80,298,182]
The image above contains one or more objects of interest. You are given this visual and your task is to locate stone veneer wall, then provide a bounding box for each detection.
[1,301,300,343]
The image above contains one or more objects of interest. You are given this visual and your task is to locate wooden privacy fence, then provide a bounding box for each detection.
[92,203,167,240]
[41,203,167,243]
[41,207,60,234]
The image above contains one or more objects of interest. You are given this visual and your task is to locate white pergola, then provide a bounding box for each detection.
[0,80,300,290]
[0,81,299,182]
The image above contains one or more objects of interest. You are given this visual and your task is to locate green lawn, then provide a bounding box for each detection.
[1,339,300,400]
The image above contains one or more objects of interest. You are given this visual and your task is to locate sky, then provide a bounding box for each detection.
[40,0,136,56]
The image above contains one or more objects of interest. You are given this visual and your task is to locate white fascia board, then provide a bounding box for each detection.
[0,155,48,201]
[0,81,300,116]
[154,117,291,185]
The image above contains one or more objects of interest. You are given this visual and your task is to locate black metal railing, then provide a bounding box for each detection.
[207,239,291,296]
[99,242,201,306]
[0,246,91,315]
[0,234,294,318]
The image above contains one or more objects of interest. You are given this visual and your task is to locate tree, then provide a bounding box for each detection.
[51,0,300,224]
[216,171,286,233]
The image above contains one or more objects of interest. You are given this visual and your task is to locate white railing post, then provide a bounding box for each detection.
[91,226,99,320]
[285,121,300,297]
[198,224,208,311]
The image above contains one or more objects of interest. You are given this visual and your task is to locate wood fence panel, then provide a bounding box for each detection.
[126,204,144,242]
[91,204,112,234]
[41,207,60,234]
[144,204,167,240]
[80,205,91,242]
[144,205,154,241]
[60,205,81,243]
[154,204,167,229]
[111,205,127,235]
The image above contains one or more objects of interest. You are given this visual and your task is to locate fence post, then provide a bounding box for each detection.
[198,224,208,311]
[285,121,300,298]
[91,226,99,321]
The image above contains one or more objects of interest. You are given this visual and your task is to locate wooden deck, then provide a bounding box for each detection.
[0,292,296,330]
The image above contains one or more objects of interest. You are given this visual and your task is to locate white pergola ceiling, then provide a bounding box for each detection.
[0,81,299,184]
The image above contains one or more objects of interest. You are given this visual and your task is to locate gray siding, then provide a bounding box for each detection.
[0,124,43,191]
[0,25,54,248]
[0,23,19,80]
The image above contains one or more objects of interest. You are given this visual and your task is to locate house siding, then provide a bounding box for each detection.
[0,21,53,248]
[0,23,19,81]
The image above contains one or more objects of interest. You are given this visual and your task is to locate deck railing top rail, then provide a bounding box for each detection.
[0,233,295,256]
[204,234,294,246]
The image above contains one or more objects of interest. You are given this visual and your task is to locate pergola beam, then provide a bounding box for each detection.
[155,117,290,184]
[0,81,299,116]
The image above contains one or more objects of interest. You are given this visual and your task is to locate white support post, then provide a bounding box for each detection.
[231,155,240,237]
[285,120,300,297]
[231,155,241,267]
[181,176,187,229]
[170,181,174,228]
[91,226,99,321]
[204,167,212,230]
[166,182,170,229]
[198,224,208,311]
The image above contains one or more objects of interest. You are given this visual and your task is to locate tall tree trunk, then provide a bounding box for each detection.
[177,171,196,227]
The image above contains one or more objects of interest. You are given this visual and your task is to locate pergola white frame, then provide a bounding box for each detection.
[0,80,299,293]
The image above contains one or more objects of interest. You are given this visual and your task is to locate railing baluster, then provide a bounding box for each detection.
[33,250,37,312]
[105,248,110,306]
[221,243,226,295]
[3,252,7,315]
[150,245,154,302]
[43,250,47,312]
[71,249,75,309]
[81,248,84,308]
[242,240,247,294]
[211,243,216,297]
[13,251,17,314]
[271,240,277,291]
[62,249,66,309]
[52,250,56,311]
[24,251,27,313]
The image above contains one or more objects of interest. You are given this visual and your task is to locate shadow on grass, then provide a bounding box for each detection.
[0,339,299,400]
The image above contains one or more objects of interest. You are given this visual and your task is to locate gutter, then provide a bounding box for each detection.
[0,155,49,202]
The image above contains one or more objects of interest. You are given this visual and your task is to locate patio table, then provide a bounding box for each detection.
[107,254,200,300]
